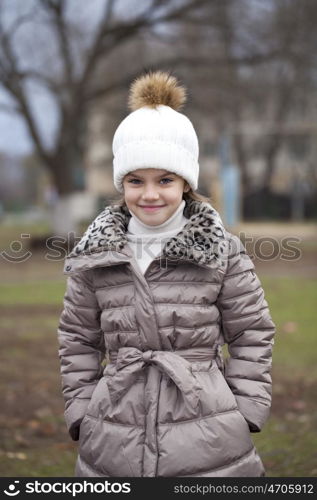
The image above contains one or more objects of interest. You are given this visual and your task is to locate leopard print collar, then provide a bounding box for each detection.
[68,199,229,268]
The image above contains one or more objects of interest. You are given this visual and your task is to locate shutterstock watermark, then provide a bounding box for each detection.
[0,231,302,265]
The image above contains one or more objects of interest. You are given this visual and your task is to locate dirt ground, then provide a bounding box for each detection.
[0,303,78,476]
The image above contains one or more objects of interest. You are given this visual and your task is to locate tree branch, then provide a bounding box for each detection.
[0,30,50,163]
[0,102,22,114]
[40,0,74,88]
[0,6,37,42]
[84,49,289,103]
[104,0,116,25]
[77,0,211,99]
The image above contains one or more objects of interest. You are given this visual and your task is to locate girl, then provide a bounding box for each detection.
[58,71,275,477]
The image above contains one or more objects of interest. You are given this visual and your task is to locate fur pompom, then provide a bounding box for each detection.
[128,71,187,111]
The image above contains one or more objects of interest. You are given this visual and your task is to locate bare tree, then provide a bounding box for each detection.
[0,0,212,198]
[1,0,315,228]
[259,0,317,193]
[175,0,317,199]
[229,0,317,196]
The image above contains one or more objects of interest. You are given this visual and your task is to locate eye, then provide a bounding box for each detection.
[126,178,173,185]
[127,179,141,184]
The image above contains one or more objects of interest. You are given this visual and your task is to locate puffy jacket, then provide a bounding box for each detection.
[57,199,275,477]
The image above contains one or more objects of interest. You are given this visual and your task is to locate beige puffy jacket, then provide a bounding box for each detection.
[58,199,275,477]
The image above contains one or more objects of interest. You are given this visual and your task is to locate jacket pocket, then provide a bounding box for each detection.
[192,362,240,418]
[211,366,253,433]
[213,363,241,410]
[65,397,91,441]
[85,377,108,418]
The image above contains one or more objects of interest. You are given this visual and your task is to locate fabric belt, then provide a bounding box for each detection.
[106,346,221,409]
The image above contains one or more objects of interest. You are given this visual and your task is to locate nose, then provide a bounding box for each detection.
[141,184,160,200]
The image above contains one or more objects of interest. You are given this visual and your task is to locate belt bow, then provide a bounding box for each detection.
[106,347,203,409]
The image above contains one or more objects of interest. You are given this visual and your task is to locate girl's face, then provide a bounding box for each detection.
[123,168,190,226]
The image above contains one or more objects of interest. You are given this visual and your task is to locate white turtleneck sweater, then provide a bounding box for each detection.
[126,199,189,275]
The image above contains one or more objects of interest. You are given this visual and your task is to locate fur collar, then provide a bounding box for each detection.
[68,199,229,268]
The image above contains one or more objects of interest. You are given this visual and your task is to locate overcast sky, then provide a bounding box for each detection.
[0,111,33,155]
[0,0,113,156]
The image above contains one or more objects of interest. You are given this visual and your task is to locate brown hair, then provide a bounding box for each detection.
[108,188,213,208]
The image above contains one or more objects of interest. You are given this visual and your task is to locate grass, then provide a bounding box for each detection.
[260,276,317,377]
[0,280,66,305]
[1,446,77,477]
[254,416,317,477]
[252,275,317,476]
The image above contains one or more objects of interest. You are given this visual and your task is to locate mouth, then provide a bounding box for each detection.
[138,205,166,212]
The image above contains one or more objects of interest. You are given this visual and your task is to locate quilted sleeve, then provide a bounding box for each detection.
[216,233,275,432]
[57,270,106,441]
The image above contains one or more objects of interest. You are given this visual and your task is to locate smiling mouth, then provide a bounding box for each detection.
[138,205,166,213]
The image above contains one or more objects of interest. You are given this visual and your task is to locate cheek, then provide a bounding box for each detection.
[166,185,184,201]
[123,188,137,204]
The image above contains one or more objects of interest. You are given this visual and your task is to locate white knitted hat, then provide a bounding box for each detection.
[112,71,199,193]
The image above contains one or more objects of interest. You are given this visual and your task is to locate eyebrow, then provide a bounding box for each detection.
[127,171,175,179]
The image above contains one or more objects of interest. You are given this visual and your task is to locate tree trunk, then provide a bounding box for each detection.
[46,143,88,236]
[262,134,281,192]
[232,132,251,197]
[49,153,75,196]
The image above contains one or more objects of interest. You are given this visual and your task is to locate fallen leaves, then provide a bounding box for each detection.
[281,321,298,334]
[4,451,27,460]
